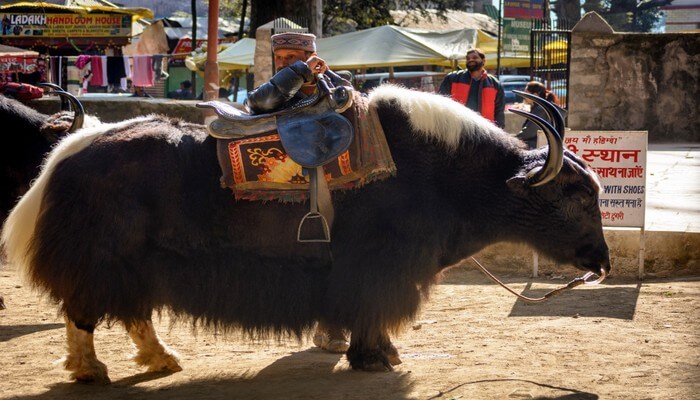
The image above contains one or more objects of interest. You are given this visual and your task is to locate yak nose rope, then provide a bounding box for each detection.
[469,257,606,303]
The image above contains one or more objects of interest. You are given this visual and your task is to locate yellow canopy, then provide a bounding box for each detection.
[0,2,154,20]
[186,38,255,74]
[215,38,256,70]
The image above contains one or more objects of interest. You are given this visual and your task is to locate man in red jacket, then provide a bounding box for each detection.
[438,48,505,128]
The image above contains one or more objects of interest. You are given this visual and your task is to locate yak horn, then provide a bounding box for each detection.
[509,107,564,186]
[50,90,85,133]
[38,83,70,111]
[514,90,565,140]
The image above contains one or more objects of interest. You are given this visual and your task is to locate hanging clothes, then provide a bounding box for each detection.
[107,56,126,86]
[75,54,91,70]
[100,56,108,87]
[120,56,131,92]
[132,55,154,87]
[89,55,105,86]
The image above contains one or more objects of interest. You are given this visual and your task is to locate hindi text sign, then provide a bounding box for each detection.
[549,131,648,228]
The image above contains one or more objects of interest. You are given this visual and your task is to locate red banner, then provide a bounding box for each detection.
[504,0,545,20]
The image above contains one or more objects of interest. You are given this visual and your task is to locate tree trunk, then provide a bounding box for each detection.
[249,0,311,37]
[554,0,583,29]
[310,0,323,37]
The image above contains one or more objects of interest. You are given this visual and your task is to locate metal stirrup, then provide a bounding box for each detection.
[297,167,331,242]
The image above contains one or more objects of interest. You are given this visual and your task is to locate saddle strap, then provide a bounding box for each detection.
[316,167,334,228]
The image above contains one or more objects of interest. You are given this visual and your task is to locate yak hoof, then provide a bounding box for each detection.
[325,339,351,353]
[313,333,350,354]
[386,352,402,366]
[65,358,110,384]
[347,347,394,372]
[134,350,183,373]
[382,342,402,366]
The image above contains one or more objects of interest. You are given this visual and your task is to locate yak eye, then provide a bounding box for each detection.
[566,185,595,207]
[576,188,596,206]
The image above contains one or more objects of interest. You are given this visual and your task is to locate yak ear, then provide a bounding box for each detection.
[506,174,529,196]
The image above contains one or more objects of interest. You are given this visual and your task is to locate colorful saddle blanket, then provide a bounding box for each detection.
[217,93,396,202]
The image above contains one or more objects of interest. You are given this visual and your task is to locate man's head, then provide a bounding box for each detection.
[271,32,317,72]
[181,80,192,90]
[466,48,486,73]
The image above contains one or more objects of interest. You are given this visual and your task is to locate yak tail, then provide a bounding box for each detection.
[1,116,153,275]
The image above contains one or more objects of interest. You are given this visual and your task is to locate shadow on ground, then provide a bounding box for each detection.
[7,350,415,400]
[508,283,641,320]
[0,323,64,342]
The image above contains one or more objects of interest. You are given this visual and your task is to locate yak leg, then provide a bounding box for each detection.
[313,321,350,353]
[347,330,402,371]
[63,316,110,383]
[126,319,182,373]
[381,338,402,366]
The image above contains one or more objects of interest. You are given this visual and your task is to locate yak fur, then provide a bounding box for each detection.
[2,85,609,372]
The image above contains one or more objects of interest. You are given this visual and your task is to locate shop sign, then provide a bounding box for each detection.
[172,37,227,55]
[0,55,39,74]
[1,13,132,37]
[504,0,545,20]
[503,19,531,57]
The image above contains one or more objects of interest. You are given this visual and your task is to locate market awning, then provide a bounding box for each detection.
[200,25,533,72]
[0,44,38,57]
[317,25,449,69]
[185,38,255,72]
[0,2,154,20]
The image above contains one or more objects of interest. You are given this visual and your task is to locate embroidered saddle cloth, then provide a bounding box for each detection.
[216,93,396,202]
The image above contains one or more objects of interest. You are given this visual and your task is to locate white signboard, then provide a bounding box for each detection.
[562,131,648,228]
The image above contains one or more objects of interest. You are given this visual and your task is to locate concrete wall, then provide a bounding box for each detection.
[568,12,700,142]
[471,229,699,279]
[27,97,221,125]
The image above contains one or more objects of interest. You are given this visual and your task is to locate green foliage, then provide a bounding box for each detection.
[582,0,671,32]
[229,0,480,37]
[220,0,249,20]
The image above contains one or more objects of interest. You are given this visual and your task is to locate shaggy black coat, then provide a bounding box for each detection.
[0,95,73,222]
[5,88,609,370]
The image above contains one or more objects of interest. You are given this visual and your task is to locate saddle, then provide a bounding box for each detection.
[197,73,355,242]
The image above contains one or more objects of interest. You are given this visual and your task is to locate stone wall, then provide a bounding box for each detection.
[568,12,700,142]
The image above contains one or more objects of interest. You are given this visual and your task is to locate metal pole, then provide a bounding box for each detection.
[204,0,219,103]
[191,0,197,93]
[638,228,646,280]
[496,0,502,76]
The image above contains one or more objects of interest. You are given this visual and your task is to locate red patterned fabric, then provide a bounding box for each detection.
[0,82,43,100]
[218,93,396,202]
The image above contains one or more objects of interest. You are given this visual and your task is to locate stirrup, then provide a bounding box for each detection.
[297,211,331,243]
[297,167,331,242]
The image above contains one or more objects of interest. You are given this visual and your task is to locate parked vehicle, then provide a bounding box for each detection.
[498,75,532,105]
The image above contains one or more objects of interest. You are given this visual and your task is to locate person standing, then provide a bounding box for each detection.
[438,48,505,128]
[516,81,564,149]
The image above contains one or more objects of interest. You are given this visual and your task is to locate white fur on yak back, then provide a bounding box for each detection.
[1,115,157,276]
[367,84,505,151]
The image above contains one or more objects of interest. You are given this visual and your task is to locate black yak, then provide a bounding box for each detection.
[0,89,91,311]
[0,90,89,223]
[1,85,610,383]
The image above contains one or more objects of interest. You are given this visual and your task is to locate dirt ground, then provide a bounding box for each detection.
[1,262,698,400]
